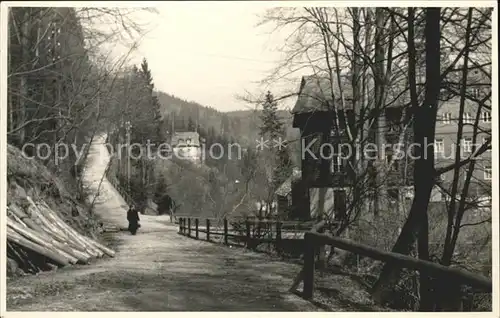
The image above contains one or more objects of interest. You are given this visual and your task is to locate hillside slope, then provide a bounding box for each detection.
[155,91,301,148]
[6,144,114,277]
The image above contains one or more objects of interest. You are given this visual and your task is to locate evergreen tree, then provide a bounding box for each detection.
[221,114,230,135]
[139,58,163,143]
[258,90,293,192]
[259,91,284,141]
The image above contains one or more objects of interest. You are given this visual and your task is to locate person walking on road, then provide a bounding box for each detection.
[127,204,140,235]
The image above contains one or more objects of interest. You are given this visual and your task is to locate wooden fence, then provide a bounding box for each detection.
[300,230,492,311]
[107,177,134,207]
[177,216,312,253]
[104,161,135,207]
[179,217,492,311]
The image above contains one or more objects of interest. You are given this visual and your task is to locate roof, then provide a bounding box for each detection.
[171,132,201,147]
[292,75,353,114]
[275,168,302,197]
[292,74,425,115]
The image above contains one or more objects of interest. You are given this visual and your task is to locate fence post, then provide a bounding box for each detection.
[276,221,282,255]
[303,232,315,300]
[188,218,191,237]
[245,219,251,249]
[179,217,183,234]
[195,218,199,239]
[206,219,210,241]
[257,217,262,238]
[438,281,464,311]
[224,218,228,245]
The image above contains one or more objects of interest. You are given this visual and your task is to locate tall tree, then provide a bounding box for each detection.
[259,91,284,141]
[139,58,163,143]
[257,90,292,215]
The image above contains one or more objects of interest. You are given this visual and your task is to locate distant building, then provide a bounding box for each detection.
[434,68,492,201]
[291,75,411,220]
[171,132,203,165]
[290,70,491,219]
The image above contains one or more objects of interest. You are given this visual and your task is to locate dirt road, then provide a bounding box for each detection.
[6,135,320,311]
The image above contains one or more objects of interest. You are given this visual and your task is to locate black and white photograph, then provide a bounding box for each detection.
[0,1,497,313]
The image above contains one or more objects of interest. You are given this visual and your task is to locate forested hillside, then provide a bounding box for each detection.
[5,7,153,277]
[155,91,301,149]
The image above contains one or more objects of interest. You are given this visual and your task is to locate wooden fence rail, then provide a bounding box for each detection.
[106,171,134,207]
[301,231,492,311]
[177,216,307,251]
[178,217,491,311]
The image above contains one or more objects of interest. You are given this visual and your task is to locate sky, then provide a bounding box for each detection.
[111,3,295,112]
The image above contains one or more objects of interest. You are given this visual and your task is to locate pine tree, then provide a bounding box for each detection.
[140,58,163,143]
[258,90,293,192]
[259,91,284,141]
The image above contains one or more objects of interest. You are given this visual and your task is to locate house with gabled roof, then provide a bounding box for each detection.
[291,74,412,219]
[171,131,203,165]
[274,168,302,219]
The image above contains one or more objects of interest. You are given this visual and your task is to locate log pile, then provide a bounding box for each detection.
[6,196,115,274]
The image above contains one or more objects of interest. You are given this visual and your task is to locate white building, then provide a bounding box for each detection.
[171,132,203,165]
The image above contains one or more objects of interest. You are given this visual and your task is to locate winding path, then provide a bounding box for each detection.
[6,135,320,311]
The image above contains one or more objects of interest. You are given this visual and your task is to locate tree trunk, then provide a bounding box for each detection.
[440,8,474,267]
[350,7,368,223]
[435,9,475,310]
[373,8,388,217]
[418,211,432,310]
[7,228,70,267]
[17,9,31,145]
[361,8,373,216]
[372,8,441,306]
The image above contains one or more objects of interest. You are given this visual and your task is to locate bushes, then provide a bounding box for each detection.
[331,199,491,311]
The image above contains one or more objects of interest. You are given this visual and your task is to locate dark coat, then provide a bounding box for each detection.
[127,207,140,224]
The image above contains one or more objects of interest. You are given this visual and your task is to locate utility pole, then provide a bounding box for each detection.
[51,19,62,169]
[121,75,132,180]
[125,120,132,193]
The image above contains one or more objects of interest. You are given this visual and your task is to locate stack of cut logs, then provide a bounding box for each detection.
[7,196,115,274]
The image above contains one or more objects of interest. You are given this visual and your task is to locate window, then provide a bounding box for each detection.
[331,154,345,173]
[472,88,480,98]
[388,122,399,133]
[462,137,473,153]
[386,154,399,171]
[484,166,492,180]
[442,113,452,124]
[481,111,491,123]
[434,138,444,156]
[483,137,491,152]
[463,113,473,124]
[386,108,402,133]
